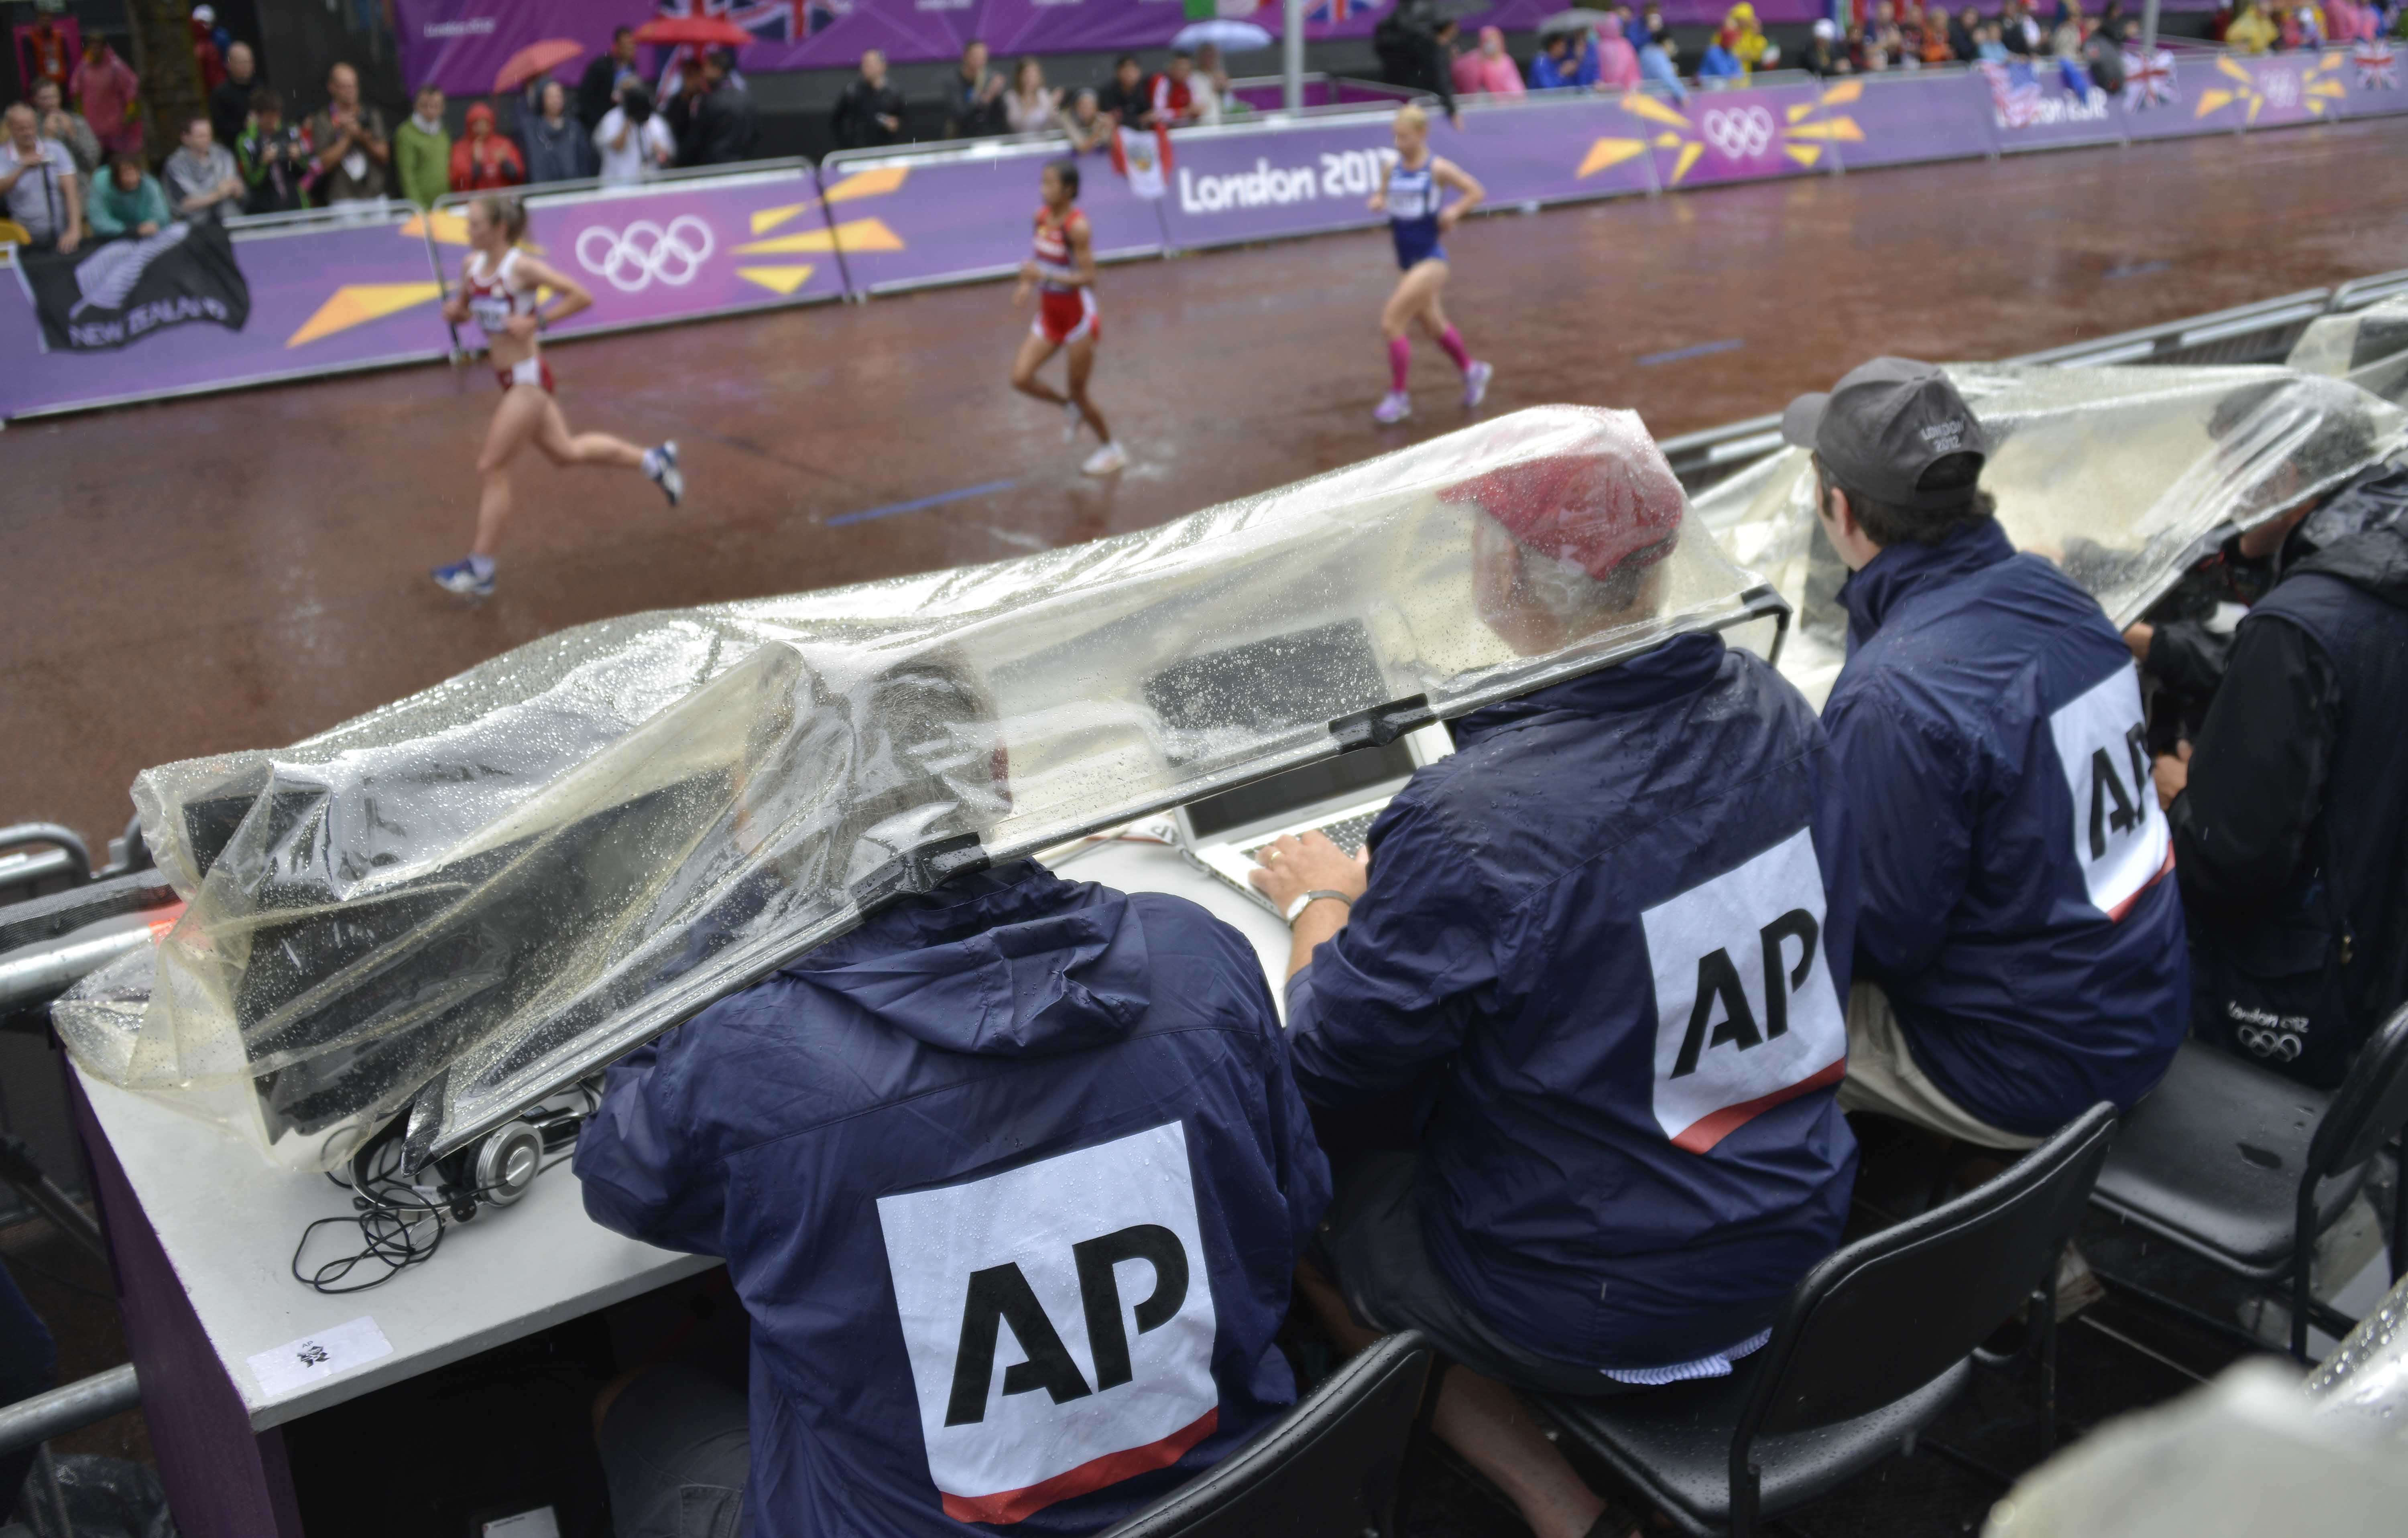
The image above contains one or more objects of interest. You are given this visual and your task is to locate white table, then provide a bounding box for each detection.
[71,834,1296,1537]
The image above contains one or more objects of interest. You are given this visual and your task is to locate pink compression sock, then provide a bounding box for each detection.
[1438,325,1473,374]
[1388,336,1411,392]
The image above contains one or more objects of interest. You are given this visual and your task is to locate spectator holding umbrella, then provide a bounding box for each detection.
[449,103,525,191]
[688,49,758,165]
[522,80,594,183]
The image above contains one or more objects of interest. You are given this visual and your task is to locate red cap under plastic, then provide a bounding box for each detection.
[1440,445,1685,580]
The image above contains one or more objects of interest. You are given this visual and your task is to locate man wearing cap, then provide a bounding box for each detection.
[1250,421,1860,1538]
[1784,358,2186,1156]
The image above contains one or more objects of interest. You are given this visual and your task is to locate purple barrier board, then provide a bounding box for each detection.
[1613,82,1835,191]
[1824,73,1996,169]
[818,144,1167,293]
[1978,59,2127,151]
[1155,116,1393,250]
[432,173,848,341]
[1152,102,1660,255]
[2339,41,2408,115]
[0,212,449,421]
[1449,95,1658,207]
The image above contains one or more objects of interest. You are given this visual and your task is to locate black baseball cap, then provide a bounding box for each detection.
[1780,357,1989,511]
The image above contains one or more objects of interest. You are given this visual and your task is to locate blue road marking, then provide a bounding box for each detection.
[827,478,1019,528]
[1636,338,1745,367]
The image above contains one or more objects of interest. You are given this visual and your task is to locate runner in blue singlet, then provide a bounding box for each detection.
[1367,103,1491,426]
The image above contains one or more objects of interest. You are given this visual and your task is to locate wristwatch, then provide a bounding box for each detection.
[1284,890,1355,924]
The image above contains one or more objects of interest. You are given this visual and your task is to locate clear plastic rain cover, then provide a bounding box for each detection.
[2287,296,2408,406]
[55,407,1784,1172]
[1695,362,2408,705]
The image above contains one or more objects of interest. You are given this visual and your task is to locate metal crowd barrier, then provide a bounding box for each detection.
[6,49,2404,421]
[1663,266,2408,489]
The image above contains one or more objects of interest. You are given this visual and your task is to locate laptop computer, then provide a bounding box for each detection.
[1144,620,1453,914]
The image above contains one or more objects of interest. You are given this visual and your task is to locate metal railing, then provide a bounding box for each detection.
[1664,268,2408,488]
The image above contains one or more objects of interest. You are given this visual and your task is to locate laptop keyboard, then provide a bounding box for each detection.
[1249,809,1380,864]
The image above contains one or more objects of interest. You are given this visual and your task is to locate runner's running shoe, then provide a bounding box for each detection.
[432,559,493,598]
[644,442,683,506]
[1373,390,1412,425]
[1082,441,1128,476]
[1462,360,1494,410]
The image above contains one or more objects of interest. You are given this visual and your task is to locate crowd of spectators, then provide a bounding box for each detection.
[831,39,1236,152]
[6,0,2403,256]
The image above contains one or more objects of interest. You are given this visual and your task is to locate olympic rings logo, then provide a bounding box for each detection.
[1700,106,1777,161]
[2237,1024,2305,1062]
[575,215,716,293]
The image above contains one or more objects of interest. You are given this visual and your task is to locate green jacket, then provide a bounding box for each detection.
[86,173,172,238]
[395,118,452,208]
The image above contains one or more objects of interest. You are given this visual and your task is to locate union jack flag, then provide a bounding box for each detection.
[2120,47,2176,110]
[1980,60,2043,127]
[655,0,849,43]
[1306,0,1381,24]
[2355,39,2398,90]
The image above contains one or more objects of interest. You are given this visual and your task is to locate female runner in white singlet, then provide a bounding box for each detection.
[1367,104,1490,427]
[431,195,682,597]
[1009,159,1125,476]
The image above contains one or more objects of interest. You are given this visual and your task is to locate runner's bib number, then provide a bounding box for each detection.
[877,1122,1220,1525]
[1640,826,1847,1154]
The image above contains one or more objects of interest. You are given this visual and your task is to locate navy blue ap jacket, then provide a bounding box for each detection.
[576,862,1331,1538]
[1825,520,2189,1137]
[1287,632,1861,1371]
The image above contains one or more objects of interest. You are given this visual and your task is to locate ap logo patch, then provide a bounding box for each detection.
[877,1122,1220,1525]
[1640,827,1847,1153]
[2046,667,2172,921]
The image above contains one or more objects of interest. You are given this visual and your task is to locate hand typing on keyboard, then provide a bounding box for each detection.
[1245,827,1371,916]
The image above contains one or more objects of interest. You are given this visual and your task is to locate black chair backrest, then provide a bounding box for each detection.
[2309,1003,2408,1178]
[1740,1103,2119,1439]
[1096,1331,1435,1538]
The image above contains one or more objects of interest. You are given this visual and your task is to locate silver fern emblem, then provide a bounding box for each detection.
[70,222,192,317]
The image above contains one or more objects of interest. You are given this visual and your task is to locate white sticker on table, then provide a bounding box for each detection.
[246,1315,393,1398]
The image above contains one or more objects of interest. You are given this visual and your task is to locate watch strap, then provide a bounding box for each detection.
[1284,890,1355,924]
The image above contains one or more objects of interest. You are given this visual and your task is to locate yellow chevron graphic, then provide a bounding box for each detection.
[1620,93,1694,130]
[287,282,442,347]
[402,209,470,246]
[750,202,813,235]
[735,217,905,255]
[823,165,910,203]
[736,264,818,295]
[1817,80,1863,106]
[1787,118,1865,142]
[1668,141,1704,184]
[1785,144,1823,167]
[1577,138,1649,177]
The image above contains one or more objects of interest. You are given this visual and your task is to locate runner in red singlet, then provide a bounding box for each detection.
[1009,159,1125,476]
[431,194,681,597]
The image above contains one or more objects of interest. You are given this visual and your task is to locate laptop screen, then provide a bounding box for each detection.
[1181,737,1420,841]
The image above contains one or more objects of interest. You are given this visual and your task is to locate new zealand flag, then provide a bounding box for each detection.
[18,218,250,352]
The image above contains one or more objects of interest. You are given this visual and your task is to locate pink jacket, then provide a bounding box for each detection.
[1456,30,1529,97]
